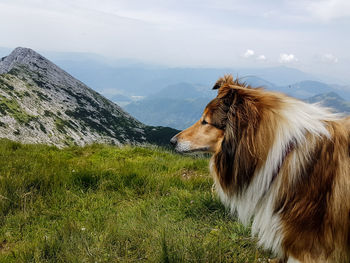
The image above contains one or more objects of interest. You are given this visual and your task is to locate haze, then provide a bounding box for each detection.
[0,0,349,82]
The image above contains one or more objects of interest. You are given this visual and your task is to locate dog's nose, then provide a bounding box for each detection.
[170,136,178,147]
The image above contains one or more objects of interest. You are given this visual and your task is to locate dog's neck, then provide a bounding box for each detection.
[269,139,295,191]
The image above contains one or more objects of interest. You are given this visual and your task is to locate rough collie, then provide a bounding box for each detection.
[170,75,350,263]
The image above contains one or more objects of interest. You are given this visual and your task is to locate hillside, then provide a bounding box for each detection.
[0,139,269,262]
[305,92,350,113]
[125,97,211,130]
[124,78,274,130]
[124,79,350,130]
[0,47,177,147]
[124,78,350,130]
[124,83,217,130]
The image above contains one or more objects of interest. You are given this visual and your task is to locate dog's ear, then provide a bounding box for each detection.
[213,75,234,90]
[214,92,260,194]
[212,82,221,90]
[213,75,245,106]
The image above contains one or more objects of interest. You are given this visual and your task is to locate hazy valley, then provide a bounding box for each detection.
[124,78,350,130]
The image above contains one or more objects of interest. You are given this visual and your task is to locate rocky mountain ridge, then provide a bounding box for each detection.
[0,47,177,147]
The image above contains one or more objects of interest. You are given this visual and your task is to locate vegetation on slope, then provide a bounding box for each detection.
[0,48,179,147]
[0,139,269,262]
[305,92,350,113]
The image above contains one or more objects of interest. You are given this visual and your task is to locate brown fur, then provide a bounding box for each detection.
[171,75,350,262]
[211,77,283,194]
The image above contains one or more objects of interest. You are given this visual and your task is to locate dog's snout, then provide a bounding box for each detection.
[170,136,178,147]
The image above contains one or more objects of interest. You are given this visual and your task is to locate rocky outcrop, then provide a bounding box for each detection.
[0,47,177,147]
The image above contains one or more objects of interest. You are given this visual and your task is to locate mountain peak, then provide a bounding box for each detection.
[0,47,177,147]
[0,47,51,74]
[0,47,84,89]
[11,46,39,57]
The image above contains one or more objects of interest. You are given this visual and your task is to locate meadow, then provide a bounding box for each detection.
[0,139,269,262]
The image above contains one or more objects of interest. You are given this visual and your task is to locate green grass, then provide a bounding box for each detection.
[0,139,269,262]
[0,96,35,124]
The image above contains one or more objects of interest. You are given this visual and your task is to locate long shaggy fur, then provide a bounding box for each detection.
[209,75,350,262]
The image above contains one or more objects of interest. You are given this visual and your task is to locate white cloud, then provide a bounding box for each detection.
[256,55,266,61]
[279,53,298,63]
[242,50,267,61]
[243,49,255,58]
[321,53,338,63]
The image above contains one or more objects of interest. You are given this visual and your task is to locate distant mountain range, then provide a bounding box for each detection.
[0,47,178,147]
[2,47,349,99]
[305,92,350,114]
[48,58,346,96]
[125,81,350,130]
[2,47,349,134]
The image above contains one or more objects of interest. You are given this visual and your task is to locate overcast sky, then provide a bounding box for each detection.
[0,0,349,82]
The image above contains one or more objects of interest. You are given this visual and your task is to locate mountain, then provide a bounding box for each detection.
[119,79,269,130]
[3,48,347,99]
[51,64,230,97]
[44,54,326,97]
[237,76,276,89]
[273,80,350,101]
[0,47,178,147]
[152,82,218,100]
[124,79,350,130]
[281,80,335,99]
[237,66,320,86]
[305,92,350,114]
[124,83,212,130]
[125,97,211,130]
[124,78,275,130]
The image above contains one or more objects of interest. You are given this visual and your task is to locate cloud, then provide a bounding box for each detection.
[321,53,338,63]
[305,0,350,21]
[279,53,298,63]
[256,55,266,61]
[0,0,348,82]
[243,49,255,58]
[243,50,266,61]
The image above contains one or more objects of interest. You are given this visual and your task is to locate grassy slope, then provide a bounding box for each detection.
[0,139,269,262]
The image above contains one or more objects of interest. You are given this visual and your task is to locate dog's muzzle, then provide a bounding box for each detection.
[170,136,178,148]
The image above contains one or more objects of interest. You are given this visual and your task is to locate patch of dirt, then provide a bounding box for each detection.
[0,239,10,254]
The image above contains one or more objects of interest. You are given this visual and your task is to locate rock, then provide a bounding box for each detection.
[0,47,178,147]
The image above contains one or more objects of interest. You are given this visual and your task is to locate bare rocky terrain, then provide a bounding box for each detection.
[0,47,177,147]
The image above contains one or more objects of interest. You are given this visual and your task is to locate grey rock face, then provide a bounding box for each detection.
[0,47,43,74]
[0,47,177,147]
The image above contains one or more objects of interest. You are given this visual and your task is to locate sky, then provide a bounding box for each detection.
[0,0,349,82]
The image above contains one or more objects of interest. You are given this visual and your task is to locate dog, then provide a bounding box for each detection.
[170,75,350,263]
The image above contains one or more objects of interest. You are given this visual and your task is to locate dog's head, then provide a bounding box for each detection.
[170,74,269,154]
[171,75,281,192]
[169,95,227,153]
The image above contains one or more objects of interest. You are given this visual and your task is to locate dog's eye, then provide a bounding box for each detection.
[201,119,208,125]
